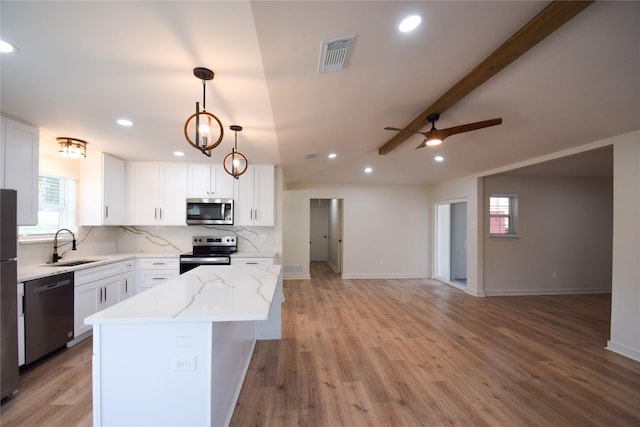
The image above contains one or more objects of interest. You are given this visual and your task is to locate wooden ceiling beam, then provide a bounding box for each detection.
[378,0,594,155]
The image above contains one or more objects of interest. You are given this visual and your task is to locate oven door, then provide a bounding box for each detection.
[179,256,231,274]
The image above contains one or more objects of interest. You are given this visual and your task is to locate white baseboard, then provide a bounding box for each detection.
[484,287,612,296]
[606,340,640,363]
[283,273,311,280]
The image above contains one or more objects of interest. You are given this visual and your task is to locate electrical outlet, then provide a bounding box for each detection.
[552,272,558,279]
[175,356,196,371]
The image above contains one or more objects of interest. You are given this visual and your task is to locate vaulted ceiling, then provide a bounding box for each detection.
[1,1,638,186]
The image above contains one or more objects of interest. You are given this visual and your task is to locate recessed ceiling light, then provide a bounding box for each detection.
[328,153,337,159]
[0,39,17,53]
[117,119,133,127]
[173,151,185,157]
[434,155,444,162]
[398,15,421,33]
[364,167,372,173]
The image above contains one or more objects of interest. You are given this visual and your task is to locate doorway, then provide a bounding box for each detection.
[435,200,467,287]
[310,198,343,276]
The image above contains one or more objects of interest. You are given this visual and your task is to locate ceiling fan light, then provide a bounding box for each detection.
[426,138,442,146]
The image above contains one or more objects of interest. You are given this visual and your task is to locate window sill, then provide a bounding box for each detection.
[489,234,519,239]
[19,235,74,245]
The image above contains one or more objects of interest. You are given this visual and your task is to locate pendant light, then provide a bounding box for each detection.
[183,67,224,157]
[223,125,248,179]
[57,137,87,159]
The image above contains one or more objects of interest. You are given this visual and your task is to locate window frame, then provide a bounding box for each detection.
[18,174,78,242]
[489,194,519,238]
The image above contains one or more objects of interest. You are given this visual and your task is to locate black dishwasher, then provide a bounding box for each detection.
[23,272,74,365]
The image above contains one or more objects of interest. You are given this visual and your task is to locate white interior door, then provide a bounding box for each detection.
[310,202,329,261]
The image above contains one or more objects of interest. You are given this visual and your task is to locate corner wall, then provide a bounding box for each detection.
[608,134,640,361]
[483,174,613,295]
[283,184,429,279]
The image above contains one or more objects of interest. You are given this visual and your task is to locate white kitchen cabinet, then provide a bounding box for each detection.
[135,257,179,294]
[127,162,187,225]
[187,163,235,199]
[79,151,126,225]
[72,260,135,340]
[236,164,275,226]
[1,115,39,225]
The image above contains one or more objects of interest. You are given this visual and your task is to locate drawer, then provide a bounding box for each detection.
[141,272,179,285]
[138,257,179,270]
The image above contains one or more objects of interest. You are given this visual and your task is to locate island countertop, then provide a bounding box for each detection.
[86,264,282,325]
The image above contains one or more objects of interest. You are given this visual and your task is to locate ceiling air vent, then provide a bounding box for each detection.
[304,153,317,160]
[318,36,355,73]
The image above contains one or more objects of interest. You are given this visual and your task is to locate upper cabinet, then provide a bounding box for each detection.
[236,164,275,226]
[127,161,187,225]
[79,151,126,225]
[187,163,235,199]
[1,115,39,225]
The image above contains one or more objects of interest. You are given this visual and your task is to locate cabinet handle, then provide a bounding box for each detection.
[254,208,258,221]
[125,279,128,293]
[99,287,103,303]
[105,286,107,301]
[152,277,165,280]
[152,262,166,265]
[105,205,109,218]
[159,208,163,219]
[154,208,158,219]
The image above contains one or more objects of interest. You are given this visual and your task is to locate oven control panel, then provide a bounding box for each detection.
[192,235,236,247]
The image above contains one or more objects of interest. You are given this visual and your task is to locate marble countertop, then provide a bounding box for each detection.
[86,264,282,325]
[18,251,276,282]
[17,253,145,282]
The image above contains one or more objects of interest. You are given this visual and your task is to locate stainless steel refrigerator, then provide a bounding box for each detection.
[1,189,19,399]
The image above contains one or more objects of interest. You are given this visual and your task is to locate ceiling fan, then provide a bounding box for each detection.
[385,113,502,149]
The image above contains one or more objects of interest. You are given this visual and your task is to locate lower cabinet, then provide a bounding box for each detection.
[73,259,136,341]
[135,257,179,294]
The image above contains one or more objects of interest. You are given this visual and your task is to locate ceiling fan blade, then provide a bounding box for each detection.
[385,126,428,136]
[439,118,503,140]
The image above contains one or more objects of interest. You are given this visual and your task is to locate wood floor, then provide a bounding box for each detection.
[2,262,640,426]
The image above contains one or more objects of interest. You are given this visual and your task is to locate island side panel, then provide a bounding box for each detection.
[211,320,257,427]
[93,322,213,426]
[255,268,283,340]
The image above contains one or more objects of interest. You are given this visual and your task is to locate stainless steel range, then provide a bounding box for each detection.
[179,235,237,273]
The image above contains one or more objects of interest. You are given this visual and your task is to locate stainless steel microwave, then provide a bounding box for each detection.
[186,198,234,225]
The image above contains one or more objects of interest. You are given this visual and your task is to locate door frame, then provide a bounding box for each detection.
[434,198,468,290]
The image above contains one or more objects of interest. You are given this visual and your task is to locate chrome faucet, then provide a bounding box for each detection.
[52,228,77,263]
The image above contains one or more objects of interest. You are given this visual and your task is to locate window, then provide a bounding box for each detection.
[19,175,77,236]
[489,195,518,237]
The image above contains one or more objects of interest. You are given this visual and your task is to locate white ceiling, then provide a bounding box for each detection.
[1,1,638,186]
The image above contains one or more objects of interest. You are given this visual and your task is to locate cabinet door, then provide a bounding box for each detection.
[159,162,187,225]
[187,163,212,198]
[236,166,255,225]
[80,152,125,225]
[118,271,134,302]
[253,164,275,226]
[75,282,99,337]
[212,164,235,198]
[127,162,159,225]
[236,165,275,226]
[102,154,126,224]
[99,277,120,311]
[2,116,39,225]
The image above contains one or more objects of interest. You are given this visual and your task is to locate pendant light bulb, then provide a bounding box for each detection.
[224,125,248,179]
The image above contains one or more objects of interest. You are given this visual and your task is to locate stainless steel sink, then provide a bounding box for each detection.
[42,259,104,267]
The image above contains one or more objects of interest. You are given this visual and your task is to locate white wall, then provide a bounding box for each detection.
[608,133,640,361]
[483,174,613,295]
[429,175,482,295]
[283,184,429,279]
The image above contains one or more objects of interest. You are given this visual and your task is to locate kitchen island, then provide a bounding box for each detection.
[86,264,282,427]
